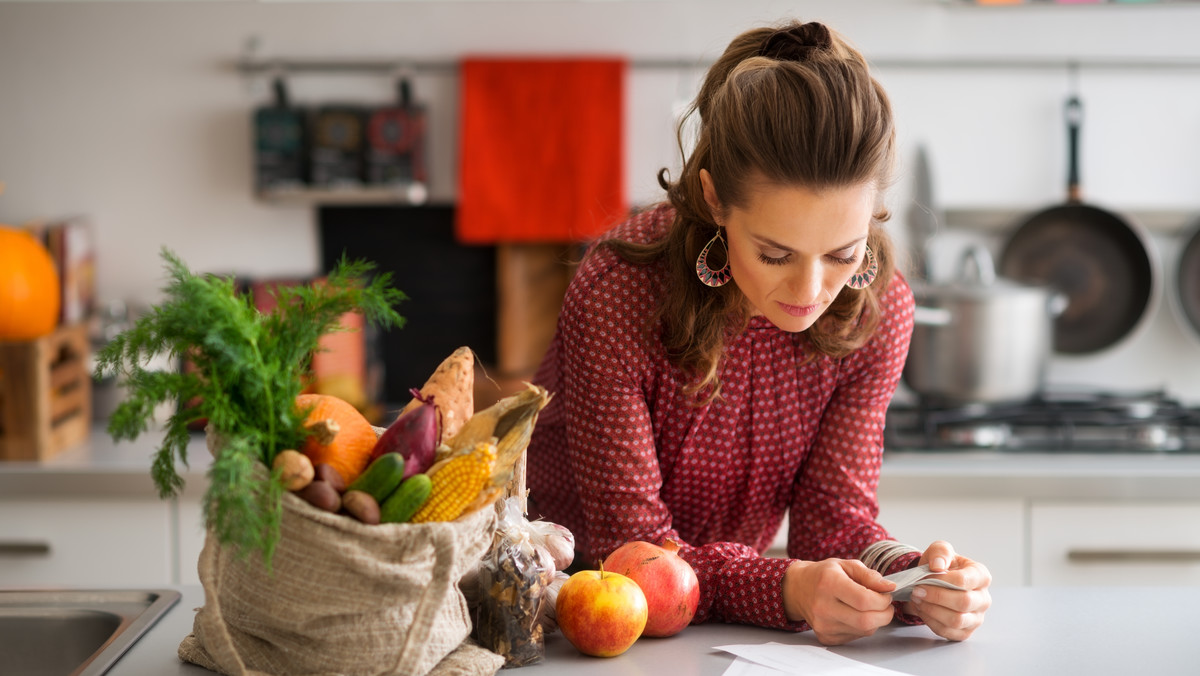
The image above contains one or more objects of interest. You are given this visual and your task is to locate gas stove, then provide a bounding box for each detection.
[884,389,1200,453]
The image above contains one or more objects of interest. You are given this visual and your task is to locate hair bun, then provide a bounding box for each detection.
[758,22,833,62]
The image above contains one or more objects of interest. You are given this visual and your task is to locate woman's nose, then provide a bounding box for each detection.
[787,262,824,302]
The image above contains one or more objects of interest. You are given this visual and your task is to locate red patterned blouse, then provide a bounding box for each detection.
[526,204,918,631]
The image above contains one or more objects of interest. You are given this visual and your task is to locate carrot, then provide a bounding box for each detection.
[402,346,475,445]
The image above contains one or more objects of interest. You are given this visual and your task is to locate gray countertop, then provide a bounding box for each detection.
[6,427,1200,502]
[0,427,210,498]
[113,585,1200,676]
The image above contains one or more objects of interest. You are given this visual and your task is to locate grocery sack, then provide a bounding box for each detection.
[178,489,503,676]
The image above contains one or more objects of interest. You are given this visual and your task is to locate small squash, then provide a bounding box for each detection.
[296,393,377,486]
[0,225,61,340]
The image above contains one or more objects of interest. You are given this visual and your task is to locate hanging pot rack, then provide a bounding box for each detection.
[233,54,1200,77]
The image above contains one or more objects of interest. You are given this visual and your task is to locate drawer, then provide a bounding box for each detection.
[1030,501,1200,586]
[0,497,172,587]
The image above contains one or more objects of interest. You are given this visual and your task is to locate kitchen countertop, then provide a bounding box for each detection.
[0,426,210,498]
[113,584,1200,676]
[5,427,1200,502]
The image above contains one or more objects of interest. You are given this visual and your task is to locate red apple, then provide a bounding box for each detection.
[555,568,648,657]
[603,539,699,637]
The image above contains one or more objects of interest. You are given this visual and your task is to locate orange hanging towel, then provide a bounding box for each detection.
[457,58,626,244]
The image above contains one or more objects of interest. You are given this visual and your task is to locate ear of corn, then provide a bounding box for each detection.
[410,440,497,523]
[438,384,552,462]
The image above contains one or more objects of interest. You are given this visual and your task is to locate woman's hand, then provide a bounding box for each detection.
[782,559,898,645]
[903,540,992,641]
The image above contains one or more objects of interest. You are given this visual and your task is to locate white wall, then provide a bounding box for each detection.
[2,0,1200,399]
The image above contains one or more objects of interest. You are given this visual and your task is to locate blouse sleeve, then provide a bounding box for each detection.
[786,275,916,565]
[555,257,806,630]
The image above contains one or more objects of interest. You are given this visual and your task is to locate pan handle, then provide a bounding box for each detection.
[1065,96,1083,203]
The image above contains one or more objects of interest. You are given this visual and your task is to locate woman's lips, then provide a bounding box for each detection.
[777,301,820,317]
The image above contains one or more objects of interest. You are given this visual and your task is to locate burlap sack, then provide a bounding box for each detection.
[177,488,504,676]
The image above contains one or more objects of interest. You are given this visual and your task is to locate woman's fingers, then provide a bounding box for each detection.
[912,587,990,641]
[909,563,993,642]
[920,540,956,572]
[791,560,904,645]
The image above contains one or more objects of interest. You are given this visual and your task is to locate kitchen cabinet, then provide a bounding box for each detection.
[767,497,1026,585]
[176,495,205,587]
[1029,500,1200,586]
[877,497,1026,586]
[0,497,173,587]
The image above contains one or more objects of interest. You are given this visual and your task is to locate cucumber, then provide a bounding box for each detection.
[380,474,433,524]
[346,453,406,503]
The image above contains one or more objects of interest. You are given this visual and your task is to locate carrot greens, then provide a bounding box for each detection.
[95,249,405,565]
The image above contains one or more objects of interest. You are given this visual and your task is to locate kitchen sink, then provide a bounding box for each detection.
[0,588,181,676]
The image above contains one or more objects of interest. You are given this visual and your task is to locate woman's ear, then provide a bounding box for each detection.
[699,168,722,221]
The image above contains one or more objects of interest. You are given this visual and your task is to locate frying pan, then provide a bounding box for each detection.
[999,96,1158,355]
[1173,219,1200,343]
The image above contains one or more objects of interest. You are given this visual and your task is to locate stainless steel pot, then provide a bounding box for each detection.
[904,246,1066,404]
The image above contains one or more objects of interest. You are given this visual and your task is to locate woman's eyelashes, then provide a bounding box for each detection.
[828,251,859,266]
[757,251,791,266]
[756,250,860,266]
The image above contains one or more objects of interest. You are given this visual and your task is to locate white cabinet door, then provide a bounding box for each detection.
[176,496,206,586]
[1030,501,1200,586]
[0,498,172,587]
[877,498,1027,586]
[767,498,1026,586]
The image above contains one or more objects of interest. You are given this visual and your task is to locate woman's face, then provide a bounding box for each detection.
[700,169,876,333]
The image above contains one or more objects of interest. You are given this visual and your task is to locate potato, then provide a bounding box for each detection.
[297,480,341,513]
[342,490,381,525]
[273,449,315,491]
[313,462,347,493]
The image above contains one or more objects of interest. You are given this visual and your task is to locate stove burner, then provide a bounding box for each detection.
[886,388,1200,453]
[938,423,1012,449]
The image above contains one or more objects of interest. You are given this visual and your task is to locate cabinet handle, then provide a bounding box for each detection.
[0,541,52,556]
[1067,549,1200,564]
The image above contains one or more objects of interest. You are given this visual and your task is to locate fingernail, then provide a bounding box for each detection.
[912,587,927,601]
[934,557,948,570]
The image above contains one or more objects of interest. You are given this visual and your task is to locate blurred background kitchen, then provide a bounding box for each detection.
[4,0,1200,590]
[4,0,1200,411]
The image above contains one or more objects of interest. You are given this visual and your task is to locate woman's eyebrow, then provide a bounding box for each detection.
[751,234,867,253]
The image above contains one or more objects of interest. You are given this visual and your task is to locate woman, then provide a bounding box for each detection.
[526,20,991,645]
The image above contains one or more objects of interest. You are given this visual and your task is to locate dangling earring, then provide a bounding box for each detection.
[846,245,878,290]
[695,227,732,287]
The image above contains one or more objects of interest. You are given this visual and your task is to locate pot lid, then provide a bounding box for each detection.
[911,245,1056,302]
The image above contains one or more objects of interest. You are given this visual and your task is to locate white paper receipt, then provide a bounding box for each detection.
[716,643,916,675]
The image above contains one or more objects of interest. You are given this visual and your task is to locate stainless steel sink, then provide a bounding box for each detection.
[0,588,181,676]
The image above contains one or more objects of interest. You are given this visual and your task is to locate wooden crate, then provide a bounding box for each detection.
[0,323,92,461]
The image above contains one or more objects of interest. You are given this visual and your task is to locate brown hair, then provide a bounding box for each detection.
[603,20,898,402]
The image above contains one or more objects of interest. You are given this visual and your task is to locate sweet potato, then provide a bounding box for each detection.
[402,346,474,444]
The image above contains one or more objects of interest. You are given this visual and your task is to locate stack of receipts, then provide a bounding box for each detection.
[882,564,965,601]
[715,565,966,675]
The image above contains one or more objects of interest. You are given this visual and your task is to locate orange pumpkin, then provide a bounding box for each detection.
[295,393,377,485]
[0,225,61,340]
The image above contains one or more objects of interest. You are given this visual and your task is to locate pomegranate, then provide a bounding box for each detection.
[603,539,699,637]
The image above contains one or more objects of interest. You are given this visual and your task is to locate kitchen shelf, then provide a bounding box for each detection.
[234,55,1200,76]
[944,207,1198,233]
[256,183,429,206]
